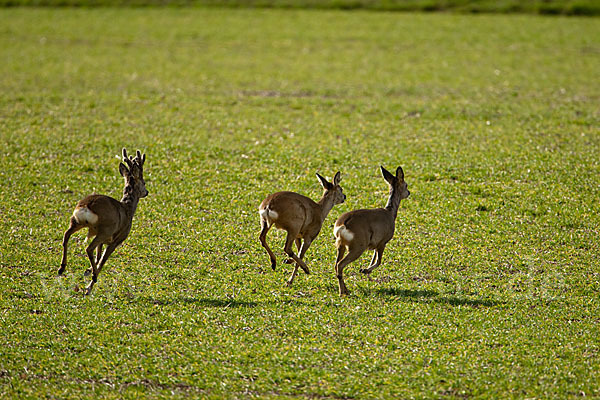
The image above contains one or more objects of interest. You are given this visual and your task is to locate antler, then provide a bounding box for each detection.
[135,150,145,168]
[122,148,134,170]
[122,148,145,172]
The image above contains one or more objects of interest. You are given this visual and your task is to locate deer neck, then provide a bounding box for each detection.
[384,186,402,219]
[317,194,335,223]
[120,185,140,217]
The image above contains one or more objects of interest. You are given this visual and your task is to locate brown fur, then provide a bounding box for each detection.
[259,172,345,286]
[333,166,409,296]
[59,149,148,295]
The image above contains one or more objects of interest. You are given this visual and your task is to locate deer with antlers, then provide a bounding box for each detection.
[333,166,409,296]
[259,172,346,286]
[59,149,148,295]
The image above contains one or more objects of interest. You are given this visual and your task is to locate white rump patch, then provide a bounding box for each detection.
[334,225,354,242]
[73,207,98,225]
[259,208,278,221]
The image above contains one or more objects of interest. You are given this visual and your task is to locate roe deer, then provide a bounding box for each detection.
[333,166,409,296]
[259,172,346,286]
[59,149,148,295]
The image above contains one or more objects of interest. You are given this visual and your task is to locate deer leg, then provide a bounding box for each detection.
[333,245,345,291]
[335,246,364,296]
[96,241,120,275]
[84,236,105,296]
[259,220,277,270]
[368,250,378,267]
[358,250,377,275]
[286,237,313,286]
[285,233,310,275]
[85,240,120,296]
[283,231,310,284]
[335,245,346,266]
[284,238,302,265]
[362,245,386,274]
[96,244,103,263]
[287,265,299,287]
[85,243,103,276]
[297,238,312,275]
[59,217,82,275]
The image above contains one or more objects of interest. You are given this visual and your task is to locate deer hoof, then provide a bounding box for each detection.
[271,261,276,271]
[57,266,66,276]
[359,268,371,275]
[84,286,93,296]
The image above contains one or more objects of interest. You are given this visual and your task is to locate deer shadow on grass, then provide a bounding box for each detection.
[376,287,439,299]
[371,287,501,308]
[139,296,258,308]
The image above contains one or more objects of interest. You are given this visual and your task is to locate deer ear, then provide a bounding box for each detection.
[122,148,128,160]
[333,171,341,186]
[396,166,404,181]
[119,162,130,177]
[316,173,332,190]
[381,166,395,183]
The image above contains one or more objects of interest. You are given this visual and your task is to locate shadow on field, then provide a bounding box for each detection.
[377,288,439,298]
[375,288,500,307]
[142,296,258,308]
[440,296,500,307]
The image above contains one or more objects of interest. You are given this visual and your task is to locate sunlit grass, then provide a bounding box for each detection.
[0,8,599,398]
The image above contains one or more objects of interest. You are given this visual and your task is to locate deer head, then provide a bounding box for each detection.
[316,171,346,206]
[119,148,148,199]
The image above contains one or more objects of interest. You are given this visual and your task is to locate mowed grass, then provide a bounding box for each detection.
[1,8,599,398]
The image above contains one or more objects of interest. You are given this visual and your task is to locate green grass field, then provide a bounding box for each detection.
[1,8,599,398]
